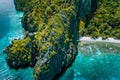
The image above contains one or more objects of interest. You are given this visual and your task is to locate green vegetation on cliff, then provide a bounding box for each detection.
[80,0,120,39]
[6,0,81,80]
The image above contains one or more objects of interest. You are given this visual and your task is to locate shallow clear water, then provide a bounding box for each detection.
[0,0,33,80]
[59,42,120,80]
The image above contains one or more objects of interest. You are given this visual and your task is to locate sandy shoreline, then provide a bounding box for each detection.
[79,37,120,43]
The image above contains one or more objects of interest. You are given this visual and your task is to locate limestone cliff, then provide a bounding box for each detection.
[6,0,97,80]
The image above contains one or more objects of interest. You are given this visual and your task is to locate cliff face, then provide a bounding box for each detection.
[6,0,97,80]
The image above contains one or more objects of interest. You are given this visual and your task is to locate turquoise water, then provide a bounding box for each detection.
[1,0,120,80]
[0,0,33,80]
[59,42,120,80]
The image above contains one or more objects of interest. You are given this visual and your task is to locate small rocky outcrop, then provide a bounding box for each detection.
[6,37,32,68]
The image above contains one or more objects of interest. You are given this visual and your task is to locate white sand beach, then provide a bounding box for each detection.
[79,37,120,43]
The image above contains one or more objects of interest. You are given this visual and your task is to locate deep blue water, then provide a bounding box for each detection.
[0,0,120,80]
[0,0,33,80]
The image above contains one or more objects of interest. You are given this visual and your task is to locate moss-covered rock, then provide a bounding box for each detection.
[6,37,33,67]
[6,0,98,80]
[14,0,33,11]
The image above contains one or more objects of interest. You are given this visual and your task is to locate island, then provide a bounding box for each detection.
[5,0,120,80]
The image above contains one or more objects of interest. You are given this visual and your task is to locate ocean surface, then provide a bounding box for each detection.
[59,42,120,80]
[0,0,120,80]
[0,0,33,80]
